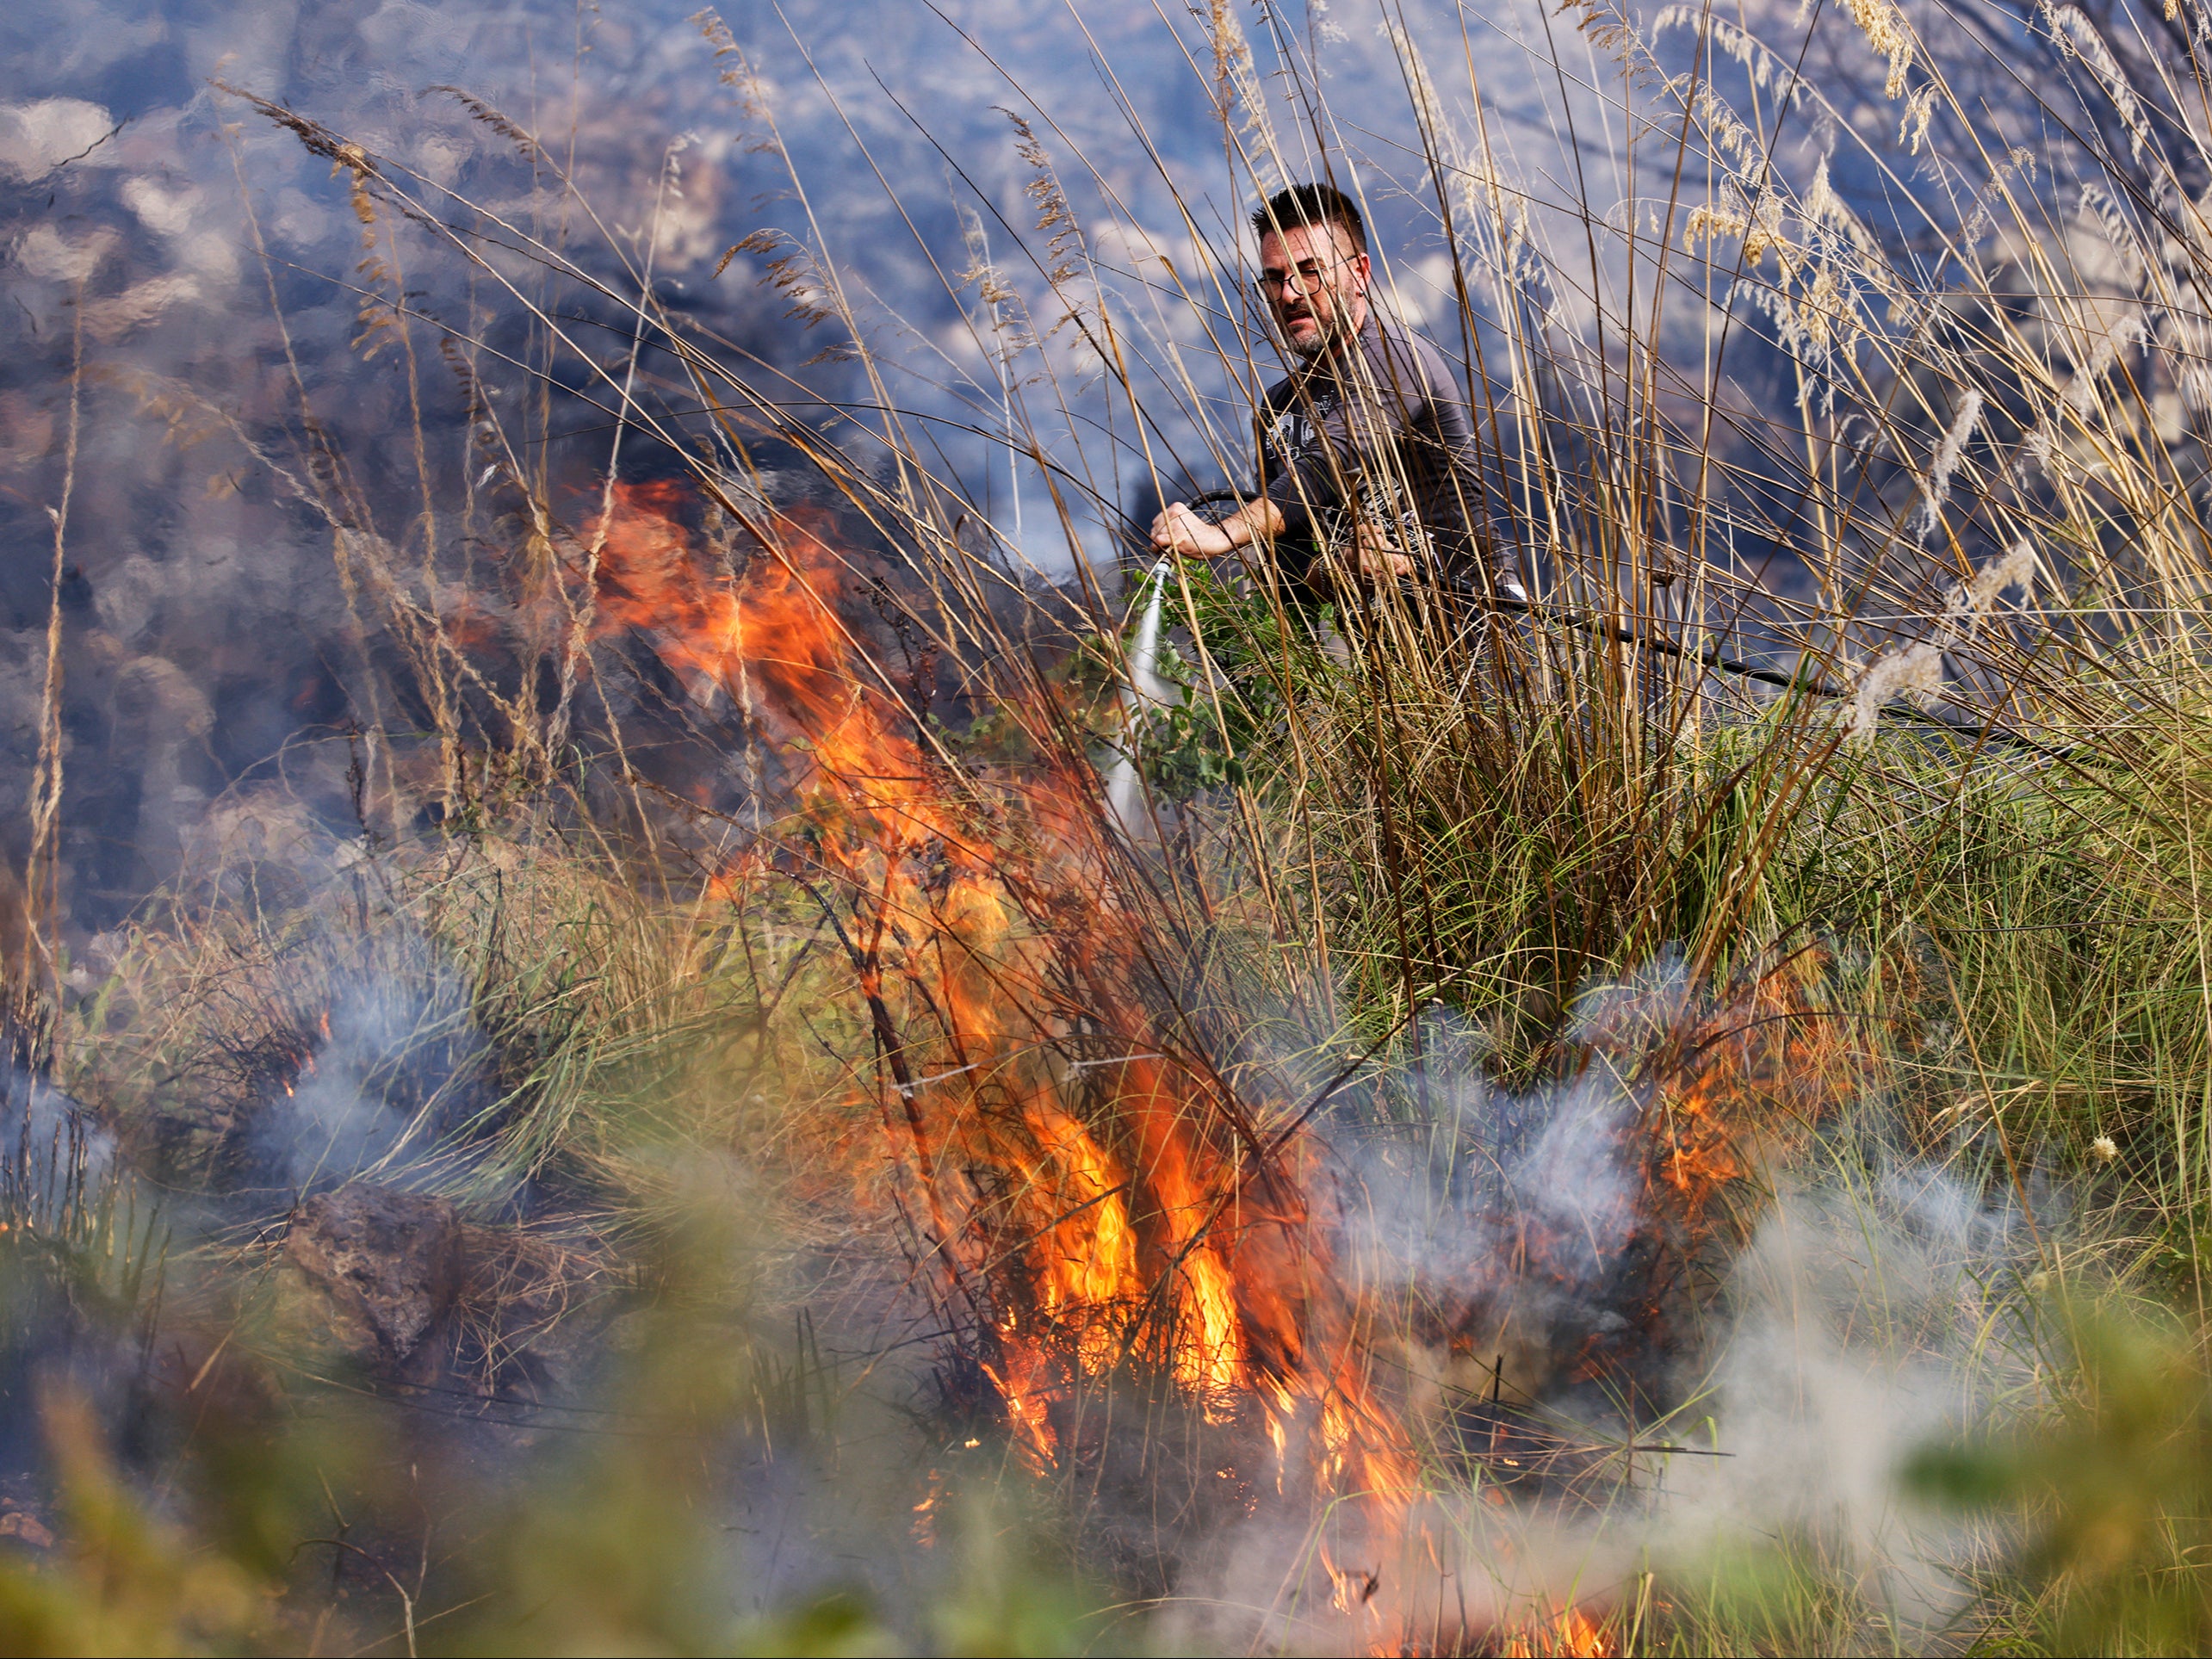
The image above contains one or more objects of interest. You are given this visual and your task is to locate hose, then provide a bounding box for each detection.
[1167,489,2069,759]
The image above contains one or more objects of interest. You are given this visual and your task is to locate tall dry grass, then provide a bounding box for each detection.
[20,0,2212,1650]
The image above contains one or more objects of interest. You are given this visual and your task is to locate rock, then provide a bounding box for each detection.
[0,1506,53,1550]
[284,1186,462,1366]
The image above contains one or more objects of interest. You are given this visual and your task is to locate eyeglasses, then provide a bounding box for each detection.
[1255,257,1350,296]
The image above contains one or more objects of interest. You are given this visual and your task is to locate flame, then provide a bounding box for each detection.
[576,480,1421,1495]
[980,1341,1061,1470]
[1319,1543,1380,1614]
[1502,1605,1615,1657]
[911,1472,943,1546]
[567,479,1847,1637]
[1648,963,1845,1228]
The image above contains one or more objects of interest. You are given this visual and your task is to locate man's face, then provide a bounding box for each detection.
[1258,220,1370,360]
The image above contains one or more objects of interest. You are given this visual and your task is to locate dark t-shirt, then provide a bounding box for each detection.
[1255,313,1493,587]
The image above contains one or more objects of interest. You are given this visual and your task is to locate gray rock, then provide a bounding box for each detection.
[284,1185,462,1365]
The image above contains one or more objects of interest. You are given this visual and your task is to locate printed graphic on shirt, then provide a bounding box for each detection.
[1263,407,1316,464]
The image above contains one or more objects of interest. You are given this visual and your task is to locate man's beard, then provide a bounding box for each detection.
[1282,303,1349,360]
[1284,313,1331,360]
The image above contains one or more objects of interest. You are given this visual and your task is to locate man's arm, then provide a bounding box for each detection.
[1149,497,1287,560]
[1156,493,1410,583]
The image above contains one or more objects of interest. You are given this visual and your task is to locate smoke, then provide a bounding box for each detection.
[1329,959,1708,1404]
[1645,1159,2031,1628]
[0,0,2135,945]
[0,0,1672,941]
[1337,1062,1646,1396]
[1173,1159,2032,1652]
[0,1064,115,1204]
[243,950,493,1192]
[0,0,1955,942]
[1155,963,2041,1653]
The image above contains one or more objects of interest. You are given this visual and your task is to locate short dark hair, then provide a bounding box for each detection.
[1251,183,1366,256]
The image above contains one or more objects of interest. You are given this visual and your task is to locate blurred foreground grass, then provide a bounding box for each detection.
[6,701,2212,1655]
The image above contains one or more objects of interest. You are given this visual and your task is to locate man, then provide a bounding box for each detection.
[1149,182,1517,601]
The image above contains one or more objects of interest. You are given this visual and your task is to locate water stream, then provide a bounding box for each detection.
[1104,557,1174,830]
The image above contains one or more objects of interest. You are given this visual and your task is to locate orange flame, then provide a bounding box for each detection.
[580,480,1408,1493]
[568,478,1845,1637]
[1503,1604,1615,1658]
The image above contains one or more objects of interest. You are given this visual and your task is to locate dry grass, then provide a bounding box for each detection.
[19,0,2212,1650]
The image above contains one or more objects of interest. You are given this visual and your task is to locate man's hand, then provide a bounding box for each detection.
[1150,501,1236,559]
[1352,521,1416,580]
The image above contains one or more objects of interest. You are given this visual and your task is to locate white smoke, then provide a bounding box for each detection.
[1166,1152,2033,1653]
[1163,962,2039,1655]
[1643,1160,2029,1632]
